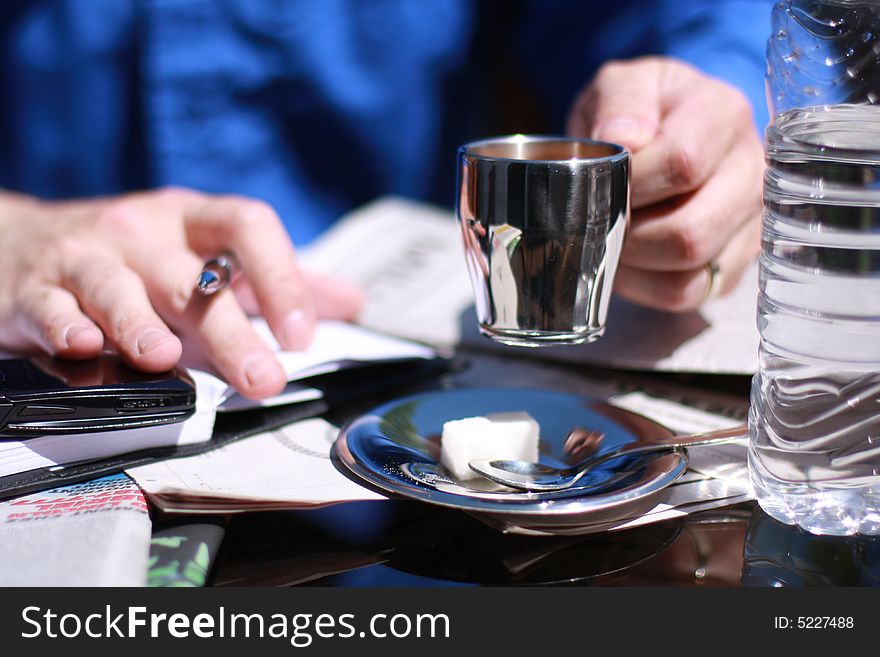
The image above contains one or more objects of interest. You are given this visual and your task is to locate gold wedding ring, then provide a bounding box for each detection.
[703,260,722,303]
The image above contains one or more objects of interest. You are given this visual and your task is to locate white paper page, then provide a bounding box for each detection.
[216,384,323,412]
[127,418,385,510]
[252,318,436,377]
[0,474,151,586]
[214,319,437,409]
[302,196,759,374]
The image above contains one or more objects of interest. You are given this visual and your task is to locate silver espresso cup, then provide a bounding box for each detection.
[456,135,630,347]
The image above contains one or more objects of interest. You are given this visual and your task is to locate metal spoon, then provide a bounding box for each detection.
[469,424,748,491]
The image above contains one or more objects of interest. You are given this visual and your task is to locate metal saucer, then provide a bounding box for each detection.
[334,388,688,534]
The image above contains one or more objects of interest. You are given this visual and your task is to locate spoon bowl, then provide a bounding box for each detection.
[469,424,748,491]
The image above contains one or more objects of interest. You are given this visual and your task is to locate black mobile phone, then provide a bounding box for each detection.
[0,355,196,437]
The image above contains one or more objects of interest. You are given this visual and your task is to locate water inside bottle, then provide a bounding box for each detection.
[751,103,880,536]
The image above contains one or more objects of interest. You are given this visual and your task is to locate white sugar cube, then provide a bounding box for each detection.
[440,412,540,481]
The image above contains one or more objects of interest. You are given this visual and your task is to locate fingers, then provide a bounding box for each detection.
[614,208,761,312]
[566,58,664,152]
[621,141,763,272]
[303,272,364,321]
[630,81,755,208]
[231,279,260,316]
[567,57,763,312]
[614,137,763,312]
[135,247,287,400]
[613,263,714,312]
[567,57,758,209]
[183,197,317,351]
[0,190,335,402]
[191,293,288,400]
[13,283,104,359]
[59,252,182,371]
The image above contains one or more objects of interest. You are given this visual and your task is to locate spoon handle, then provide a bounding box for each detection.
[650,423,749,449]
[565,423,749,487]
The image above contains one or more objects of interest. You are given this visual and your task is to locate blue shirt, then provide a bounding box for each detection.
[0,0,773,244]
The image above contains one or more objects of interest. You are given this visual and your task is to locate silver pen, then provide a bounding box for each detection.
[196,252,240,296]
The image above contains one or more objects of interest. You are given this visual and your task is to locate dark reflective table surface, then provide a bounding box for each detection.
[211,500,753,587]
[204,349,880,587]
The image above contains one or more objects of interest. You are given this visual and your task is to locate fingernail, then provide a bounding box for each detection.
[593,119,652,148]
[136,328,173,355]
[62,324,93,349]
[283,309,315,351]
[243,356,282,389]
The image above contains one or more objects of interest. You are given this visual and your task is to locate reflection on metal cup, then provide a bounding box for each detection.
[456,135,630,347]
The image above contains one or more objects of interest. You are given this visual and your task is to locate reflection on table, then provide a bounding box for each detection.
[210,501,753,587]
[742,510,880,587]
[209,501,880,587]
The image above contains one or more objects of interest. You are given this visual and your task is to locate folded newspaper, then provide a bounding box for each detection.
[0,474,152,586]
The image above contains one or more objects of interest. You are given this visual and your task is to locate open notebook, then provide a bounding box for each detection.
[0,319,437,493]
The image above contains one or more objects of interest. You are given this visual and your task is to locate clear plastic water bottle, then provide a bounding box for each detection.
[750,0,880,535]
